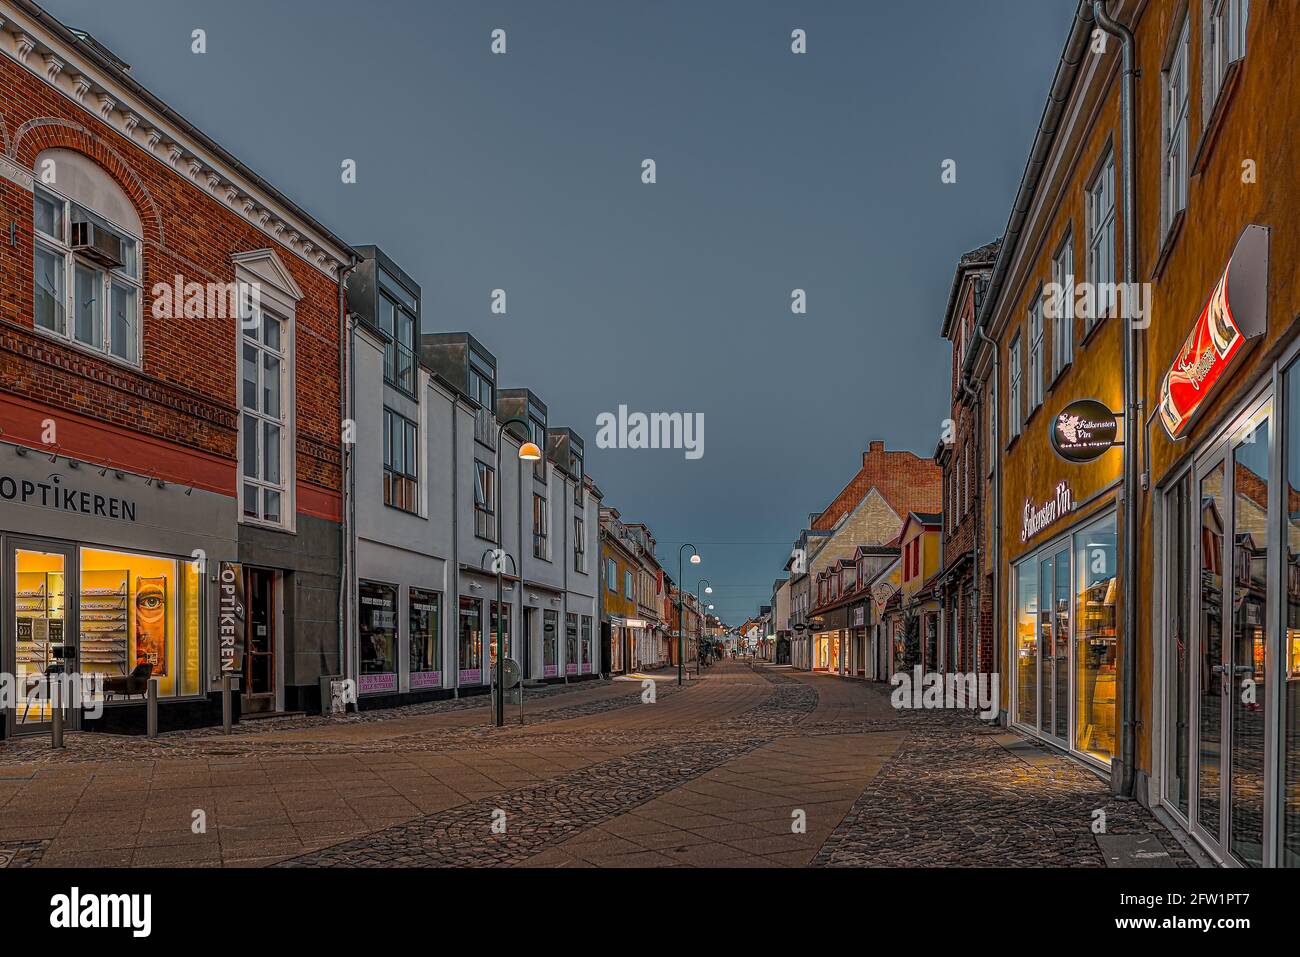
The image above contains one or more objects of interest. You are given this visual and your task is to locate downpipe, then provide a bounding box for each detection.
[1093,0,1139,799]
[972,324,1001,724]
[336,256,358,706]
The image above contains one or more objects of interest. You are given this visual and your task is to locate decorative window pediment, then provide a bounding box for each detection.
[231,248,303,303]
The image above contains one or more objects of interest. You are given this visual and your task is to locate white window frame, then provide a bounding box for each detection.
[474,459,496,541]
[1086,151,1117,331]
[233,253,300,532]
[532,491,549,560]
[1203,0,1249,122]
[33,185,142,366]
[240,307,291,528]
[574,516,586,573]
[1051,232,1075,377]
[383,407,418,513]
[1028,294,1044,412]
[1008,333,1023,440]
[1163,16,1191,238]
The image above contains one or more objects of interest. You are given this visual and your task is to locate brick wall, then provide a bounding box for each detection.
[0,53,342,516]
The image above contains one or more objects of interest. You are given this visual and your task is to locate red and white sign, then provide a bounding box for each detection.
[1159,225,1269,439]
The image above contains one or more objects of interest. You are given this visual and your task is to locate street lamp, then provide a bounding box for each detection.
[695,579,711,671]
[678,544,700,686]
[490,416,542,727]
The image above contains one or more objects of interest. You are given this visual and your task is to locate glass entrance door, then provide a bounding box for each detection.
[7,541,76,735]
[1036,548,1070,743]
[1193,402,1271,866]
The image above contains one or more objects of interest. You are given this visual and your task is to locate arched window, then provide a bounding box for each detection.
[32,149,143,364]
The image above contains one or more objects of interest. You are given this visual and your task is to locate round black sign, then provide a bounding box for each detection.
[1050,399,1119,462]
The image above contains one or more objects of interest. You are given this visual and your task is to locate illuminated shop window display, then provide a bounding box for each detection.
[1012,512,1117,765]
[14,547,201,717]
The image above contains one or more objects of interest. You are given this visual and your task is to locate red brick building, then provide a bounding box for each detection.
[937,240,999,676]
[0,2,354,735]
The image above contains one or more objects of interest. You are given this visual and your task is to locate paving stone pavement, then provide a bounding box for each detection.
[0,661,1192,867]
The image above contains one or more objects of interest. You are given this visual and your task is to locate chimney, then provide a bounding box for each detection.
[868,440,885,453]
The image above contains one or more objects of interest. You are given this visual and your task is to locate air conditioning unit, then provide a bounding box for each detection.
[70,221,124,268]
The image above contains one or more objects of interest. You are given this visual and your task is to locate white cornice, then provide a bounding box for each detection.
[0,3,349,281]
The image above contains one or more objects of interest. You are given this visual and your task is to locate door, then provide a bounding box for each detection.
[1193,402,1271,865]
[1036,548,1070,743]
[243,567,276,710]
[7,540,77,736]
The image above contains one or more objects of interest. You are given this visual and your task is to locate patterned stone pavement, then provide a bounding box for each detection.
[0,661,1193,867]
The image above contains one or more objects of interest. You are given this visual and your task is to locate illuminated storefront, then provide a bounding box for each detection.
[1,454,232,737]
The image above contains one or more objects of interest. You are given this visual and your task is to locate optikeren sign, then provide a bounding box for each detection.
[1159,225,1269,439]
[0,472,137,521]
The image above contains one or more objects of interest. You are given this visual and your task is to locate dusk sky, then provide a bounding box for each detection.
[44,0,1078,626]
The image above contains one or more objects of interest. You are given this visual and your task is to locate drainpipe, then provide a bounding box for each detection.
[971,325,1001,717]
[336,256,358,701]
[959,375,981,677]
[1093,0,1140,799]
[451,395,461,698]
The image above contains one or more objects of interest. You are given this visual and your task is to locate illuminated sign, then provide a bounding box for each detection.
[1051,399,1119,462]
[1159,225,1269,439]
[1020,481,1075,543]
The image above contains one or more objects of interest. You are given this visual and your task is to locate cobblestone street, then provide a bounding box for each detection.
[0,661,1191,868]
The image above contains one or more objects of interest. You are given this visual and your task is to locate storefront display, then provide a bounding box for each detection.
[580,615,593,673]
[459,596,482,684]
[489,600,511,665]
[542,609,558,676]
[565,612,578,675]
[409,588,441,689]
[358,580,398,694]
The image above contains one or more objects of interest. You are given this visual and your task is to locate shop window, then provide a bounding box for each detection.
[1073,514,1117,763]
[606,558,617,592]
[408,588,441,686]
[1229,416,1268,866]
[458,596,482,683]
[357,580,397,692]
[31,156,142,366]
[489,600,511,665]
[581,615,593,672]
[1165,472,1193,819]
[76,547,201,701]
[565,612,578,674]
[543,609,559,676]
[1284,362,1300,865]
[1014,558,1038,727]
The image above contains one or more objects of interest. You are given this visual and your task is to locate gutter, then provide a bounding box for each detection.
[1092,0,1140,800]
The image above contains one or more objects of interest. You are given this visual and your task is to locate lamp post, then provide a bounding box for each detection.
[695,580,711,671]
[491,415,542,727]
[677,544,700,686]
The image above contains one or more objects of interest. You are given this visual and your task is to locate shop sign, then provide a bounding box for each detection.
[1051,399,1119,462]
[359,673,396,694]
[852,605,866,628]
[1159,225,1270,439]
[410,671,441,690]
[1020,481,1075,543]
[0,471,137,521]
[217,562,245,673]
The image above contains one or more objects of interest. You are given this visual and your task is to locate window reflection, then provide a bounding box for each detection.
[1074,515,1117,763]
[1015,560,1038,728]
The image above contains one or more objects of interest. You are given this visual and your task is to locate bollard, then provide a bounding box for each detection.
[50,676,63,750]
[146,677,159,738]
[222,673,233,735]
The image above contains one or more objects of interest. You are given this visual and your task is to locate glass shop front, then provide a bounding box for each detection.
[1011,508,1118,767]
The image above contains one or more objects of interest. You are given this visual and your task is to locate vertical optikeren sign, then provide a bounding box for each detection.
[1159,224,1270,438]
[218,562,245,673]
